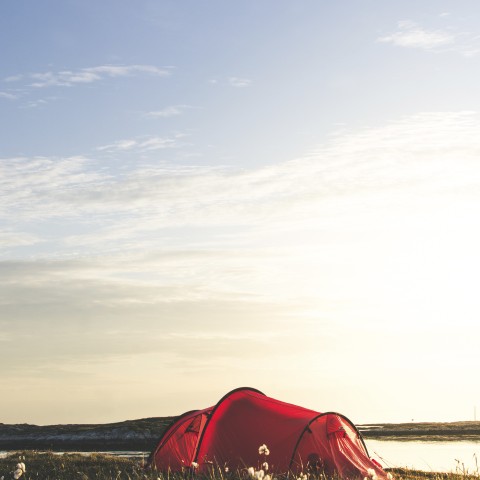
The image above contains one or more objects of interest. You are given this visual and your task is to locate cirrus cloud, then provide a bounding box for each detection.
[3,64,172,89]
[228,77,252,87]
[146,105,194,118]
[378,20,455,50]
[96,134,183,154]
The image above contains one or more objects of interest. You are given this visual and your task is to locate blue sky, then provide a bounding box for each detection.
[2,1,480,426]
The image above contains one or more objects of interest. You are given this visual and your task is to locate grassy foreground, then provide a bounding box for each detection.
[0,452,153,480]
[0,452,479,480]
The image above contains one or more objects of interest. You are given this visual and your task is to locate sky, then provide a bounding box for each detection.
[2,0,480,426]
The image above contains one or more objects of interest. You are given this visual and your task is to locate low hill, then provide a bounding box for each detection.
[359,421,480,441]
[0,417,173,451]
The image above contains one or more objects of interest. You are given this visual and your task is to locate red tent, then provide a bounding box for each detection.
[149,387,388,479]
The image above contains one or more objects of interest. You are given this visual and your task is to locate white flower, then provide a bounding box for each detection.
[13,463,26,479]
[248,467,255,477]
[262,462,269,471]
[225,466,229,473]
[255,470,265,480]
[258,444,270,455]
[387,474,393,480]
[366,469,377,480]
[13,469,23,480]
[191,462,199,469]
[296,474,308,480]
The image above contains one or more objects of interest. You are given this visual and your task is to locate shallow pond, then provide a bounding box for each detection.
[366,439,480,473]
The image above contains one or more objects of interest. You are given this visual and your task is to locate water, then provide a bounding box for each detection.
[2,443,480,473]
[366,440,480,473]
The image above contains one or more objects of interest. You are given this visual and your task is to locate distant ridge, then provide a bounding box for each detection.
[359,421,480,441]
[0,417,174,451]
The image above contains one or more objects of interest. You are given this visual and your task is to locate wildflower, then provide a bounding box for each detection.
[225,467,229,473]
[258,444,270,456]
[255,470,265,480]
[248,467,255,477]
[191,462,199,469]
[387,474,393,480]
[367,469,377,480]
[13,468,23,480]
[262,462,269,471]
[296,474,307,480]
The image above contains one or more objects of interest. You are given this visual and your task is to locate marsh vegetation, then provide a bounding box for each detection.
[0,452,479,480]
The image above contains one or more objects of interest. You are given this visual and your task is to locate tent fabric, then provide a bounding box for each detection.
[149,387,388,479]
[148,407,213,471]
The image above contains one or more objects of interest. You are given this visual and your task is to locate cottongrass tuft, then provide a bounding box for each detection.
[366,468,378,480]
[12,462,26,479]
[259,444,270,456]
[255,469,265,480]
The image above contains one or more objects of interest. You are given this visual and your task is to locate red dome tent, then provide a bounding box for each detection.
[149,387,387,479]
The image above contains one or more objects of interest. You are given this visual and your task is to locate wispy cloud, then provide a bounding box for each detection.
[0,155,102,220]
[4,64,171,89]
[4,111,480,238]
[21,98,49,109]
[228,77,252,87]
[0,231,40,248]
[147,105,191,118]
[4,111,480,422]
[96,134,181,153]
[0,65,172,105]
[378,19,480,57]
[208,77,252,87]
[0,91,18,100]
[378,20,455,50]
[4,74,23,82]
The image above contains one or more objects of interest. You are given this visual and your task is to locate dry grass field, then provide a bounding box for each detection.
[0,452,478,480]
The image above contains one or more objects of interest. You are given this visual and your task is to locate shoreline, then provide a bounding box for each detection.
[359,421,480,442]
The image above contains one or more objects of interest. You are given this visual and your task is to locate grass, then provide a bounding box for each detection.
[1,452,479,480]
[0,452,153,480]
